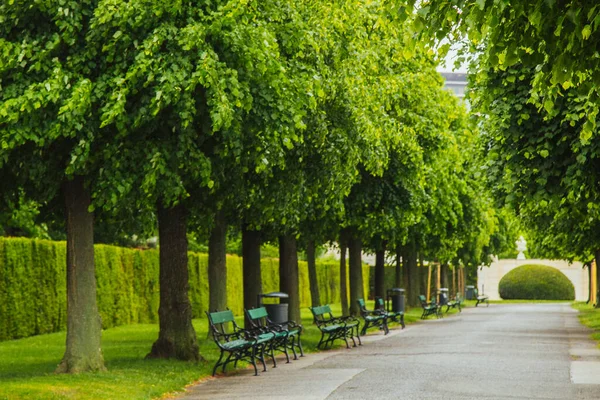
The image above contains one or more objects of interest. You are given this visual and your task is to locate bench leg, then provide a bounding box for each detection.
[360,321,369,336]
[317,331,326,349]
[222,352,234,373]
[296,333,305,357]
[250,346,259,376]
[355,327,362,346]
[283,337,292,363]
[212,350,225,376]
[269,342,277,368]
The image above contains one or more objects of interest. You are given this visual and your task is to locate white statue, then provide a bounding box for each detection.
[516,236,527,260]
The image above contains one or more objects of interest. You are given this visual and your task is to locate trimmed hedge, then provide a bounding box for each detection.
[0,237,368,341]
[498,264,575,300]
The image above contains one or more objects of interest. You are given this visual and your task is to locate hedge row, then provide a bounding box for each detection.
[0,237,368,341]
[498,264,575,300]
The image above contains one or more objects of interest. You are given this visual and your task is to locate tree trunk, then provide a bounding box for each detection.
[405,240,419,307]
[339,230,349,316]
[395,244,402,288]
[279,234,301,323]
[420,254,428,300]
[374,241,386,299]
[595,250,600,308]
[348,233,364,316]
[441,263,449,289]
[306,240,321,307]
[208,210,227,313]
[147,203,200,361]
[243,227,262,324]
[56,176,105,373]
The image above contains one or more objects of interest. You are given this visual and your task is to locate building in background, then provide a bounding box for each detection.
[440,72,468,101]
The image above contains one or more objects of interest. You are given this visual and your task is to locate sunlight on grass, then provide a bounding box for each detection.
[0,301,453,399]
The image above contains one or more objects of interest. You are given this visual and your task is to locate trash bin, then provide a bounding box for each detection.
[438,288,449,305]
[466,285,475,300]
[386,288,405,313]
[257,292,289,324]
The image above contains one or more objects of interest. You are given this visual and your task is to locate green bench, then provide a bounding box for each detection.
[206,309,275,376]
[310,305,361,349]
[375,297,405,328]
[419,295,442,319]
[474,289,489,307]
[245,306,304,364]
[357,298,388,335]
[444,294,462,313]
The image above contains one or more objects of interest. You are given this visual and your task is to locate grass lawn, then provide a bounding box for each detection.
[0,301,447,400]
[572,302,600,346]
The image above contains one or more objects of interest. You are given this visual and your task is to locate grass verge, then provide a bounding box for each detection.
[0,301,456,400]
[572,302,600,346]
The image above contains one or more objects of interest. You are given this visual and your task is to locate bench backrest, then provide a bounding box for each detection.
[310,305,334,323]
[245,307,269,328]
[207,309,240,339]
[357,298,368,315]
[209,309,234,324]
[375,297,385,310]
[418,294,427,305]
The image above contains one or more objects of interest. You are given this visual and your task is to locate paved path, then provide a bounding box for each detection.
[182,304,600,399]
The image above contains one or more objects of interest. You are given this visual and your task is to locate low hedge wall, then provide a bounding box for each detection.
[498,264,575,300]
[0,237,368,341]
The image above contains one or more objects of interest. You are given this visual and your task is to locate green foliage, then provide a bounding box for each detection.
[417,0,600,140]
[473,67,599,262]
[498,264,575,300]
[0,237,369,341]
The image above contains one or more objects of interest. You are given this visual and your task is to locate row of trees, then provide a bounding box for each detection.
[1,1,508,373]
[416,2,600,300]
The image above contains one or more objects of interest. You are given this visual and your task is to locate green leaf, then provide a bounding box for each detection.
[580,121,593,144]
[582,25,592,40]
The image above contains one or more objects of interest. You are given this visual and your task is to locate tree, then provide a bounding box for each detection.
[472,67,600,300]
[89,0,319,357]
[417,1,600,139]
[0,2,109,373]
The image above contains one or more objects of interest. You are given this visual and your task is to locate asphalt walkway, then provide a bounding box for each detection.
[182,303,600,399]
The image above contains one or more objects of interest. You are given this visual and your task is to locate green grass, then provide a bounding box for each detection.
[0,301,452,400]
[572,302,600,347]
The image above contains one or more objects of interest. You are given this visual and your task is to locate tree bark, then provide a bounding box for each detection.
[395,244,402,288]
[147,203,200,361]
[208,210,227,313]
[306,240,321,307]
[279,234,301,323]
[242,226,262,325]
[405,240,419,307]
[56,176,105,373]
[374,241,387,299]
[348,232,364,316]
[420,254,428,298]
[339,230,349,316]
[595,250,600,308]
[441,263,449,289]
